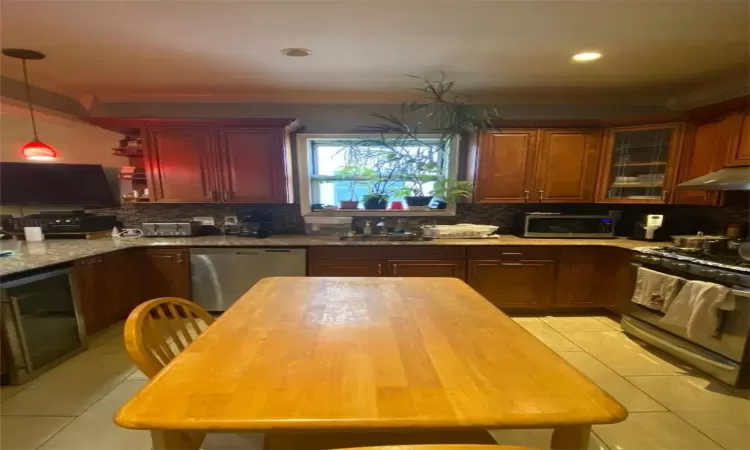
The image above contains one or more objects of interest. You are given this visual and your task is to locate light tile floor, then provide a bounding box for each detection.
[1,316,747,450]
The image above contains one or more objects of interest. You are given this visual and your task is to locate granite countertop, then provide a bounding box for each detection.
[0,235,660,277]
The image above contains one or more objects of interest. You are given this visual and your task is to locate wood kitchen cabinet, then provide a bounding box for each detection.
[535,129,602,202]
[473,129,539,203]
[674,114,742,205]
[466,246,557,309]
[140,249,191,300]
[387,260,465,278]
[144,127,217,203]
[310,260,385,277]
[725,111,750,167]
[468,260,557,309]
[555,247,604,307]
[73,251,140,336]
[215,128,292,203]
[596,123,685,204]
[91,118,298,204]
[308,247,466,279]
[473,128,601,203]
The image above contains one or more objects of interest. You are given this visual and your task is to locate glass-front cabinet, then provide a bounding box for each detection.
[597,123,684,203]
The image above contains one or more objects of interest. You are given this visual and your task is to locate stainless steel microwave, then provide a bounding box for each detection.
[521,214,615,238]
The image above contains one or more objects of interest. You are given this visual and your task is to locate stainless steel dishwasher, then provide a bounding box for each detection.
[189,248,307,312]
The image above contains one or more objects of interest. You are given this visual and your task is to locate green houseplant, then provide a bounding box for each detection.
[430,179,473,209]
[352,73,497,209]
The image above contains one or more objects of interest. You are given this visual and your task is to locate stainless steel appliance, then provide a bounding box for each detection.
[677,166,750,191]
[1,267,87,384]
[142,221,202,237]
[621,247,750,386]
[518,213,614,238]
[190,248,307,312]
[8,212,116,233]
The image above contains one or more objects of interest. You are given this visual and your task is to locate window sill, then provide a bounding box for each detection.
[303,207,456,217]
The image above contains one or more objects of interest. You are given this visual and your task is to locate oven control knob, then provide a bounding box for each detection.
[700,269,718,277]
[648,256,662,263]
[721,273,739,282]
[671,262,689,269]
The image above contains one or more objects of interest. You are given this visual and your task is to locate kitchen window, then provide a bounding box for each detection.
[296,134,460,216]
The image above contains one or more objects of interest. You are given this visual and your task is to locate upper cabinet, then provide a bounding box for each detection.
[145,127,217,203]
[474,129,539,203]
[725,111,750,167]
[91,118,299,204]
[214,128,292,203]
[473,128,601,203]
[596,123,684,204]
[674,114,742,205]
[535,129,602,203]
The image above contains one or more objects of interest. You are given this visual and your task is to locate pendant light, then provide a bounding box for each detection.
[2,48,57,161]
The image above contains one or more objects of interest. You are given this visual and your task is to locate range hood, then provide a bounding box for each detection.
[677,167,750,191]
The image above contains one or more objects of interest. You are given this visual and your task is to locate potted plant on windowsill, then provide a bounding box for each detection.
[363,193,389,210]
[335,165,369,209]
[430,179,473,209]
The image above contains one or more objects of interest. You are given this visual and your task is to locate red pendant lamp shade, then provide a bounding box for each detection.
[2,48,58,161]
[22,140,57,161]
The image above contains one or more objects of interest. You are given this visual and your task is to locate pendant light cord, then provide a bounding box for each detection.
[21,59,39,140]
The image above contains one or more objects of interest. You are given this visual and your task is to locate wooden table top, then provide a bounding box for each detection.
[116,277,626,432]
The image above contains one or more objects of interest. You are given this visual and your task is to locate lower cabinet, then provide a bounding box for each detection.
[468,260,557,309]
[466,246,634,310]
[311,260,385,277]
[387,260,465,278]
[308,247,466,280]
[73,251,140,336]
[555,247,602,307]
[140,249,191,300]
[73,248,191,337]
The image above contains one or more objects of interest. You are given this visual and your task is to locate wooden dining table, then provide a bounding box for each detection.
[116,277,626,450]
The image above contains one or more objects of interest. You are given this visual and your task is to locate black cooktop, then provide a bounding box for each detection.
[636,246,750,274]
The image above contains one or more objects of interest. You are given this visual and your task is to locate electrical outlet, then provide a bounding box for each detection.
[193,216,215,226]
[224,216,239,226]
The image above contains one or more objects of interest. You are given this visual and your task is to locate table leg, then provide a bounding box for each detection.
[551,425,591,450]
[151,430,205,450]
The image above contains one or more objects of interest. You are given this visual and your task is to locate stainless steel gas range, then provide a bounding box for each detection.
[620,247,750,387]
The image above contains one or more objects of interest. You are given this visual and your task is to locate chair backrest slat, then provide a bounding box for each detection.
[124,297,215,379]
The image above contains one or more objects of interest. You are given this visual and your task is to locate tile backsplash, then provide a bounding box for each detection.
[93,201,749,237]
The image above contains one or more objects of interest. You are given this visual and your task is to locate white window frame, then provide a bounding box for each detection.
[296,133,460,217]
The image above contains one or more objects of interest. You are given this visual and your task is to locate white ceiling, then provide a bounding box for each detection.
[0,0,748,104]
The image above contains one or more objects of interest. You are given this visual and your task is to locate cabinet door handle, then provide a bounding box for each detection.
[524,190,530,201]
[377,263,383,276]
[393,264,398,275]
[662,190,668,201]
[501,252,522,255]
[501,262,523,266]
[538,190,544,201]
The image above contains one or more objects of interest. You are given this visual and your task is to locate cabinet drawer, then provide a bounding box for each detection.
[467,246,557,261]
[309,246,465,260]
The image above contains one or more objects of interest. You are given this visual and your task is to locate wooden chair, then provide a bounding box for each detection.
[124,297,215,379]
[125,298,263,450]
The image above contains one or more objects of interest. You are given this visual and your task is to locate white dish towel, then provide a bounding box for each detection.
[660,281,735,340]
[631,267,685,311]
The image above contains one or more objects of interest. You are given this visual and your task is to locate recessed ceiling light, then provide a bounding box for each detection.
[281,48,312,57]
[572,51,602,62]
